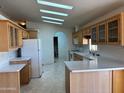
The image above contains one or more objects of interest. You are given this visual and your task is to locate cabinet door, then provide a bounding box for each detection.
[18,30,23,47]
[78,31,83,44]
[107,17,120,44]
[14,28,19,47]
[28,31,38,39]
[22,30,29,39]
[98,22,107,44]
[8,25,15,48]
[91,25,97,44]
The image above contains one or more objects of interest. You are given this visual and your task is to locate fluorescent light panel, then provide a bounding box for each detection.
[43,20,63,25]
[41,16,64,22]
[40,9,68,16]
[37,0,73,10]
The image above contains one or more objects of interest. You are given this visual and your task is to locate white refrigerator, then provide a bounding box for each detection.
[21,39,42,78]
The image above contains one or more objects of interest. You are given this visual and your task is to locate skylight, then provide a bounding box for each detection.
[41,16,64,22]
[43,20,63,25]
[37,0,73,10]
[40,9,68,16]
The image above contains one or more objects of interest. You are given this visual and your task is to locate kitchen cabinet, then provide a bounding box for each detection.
[65,66,112,93]
[0,20,24,51]
[0,64,25,93]
[73,53,83,61]
[98,21,107,44]
[107,14,121,44]
[22,30,29,39]
[82,27,91,45]
[18,29,23,47]
[28,30,38,39]
[65,66,124,93]
[72,31,83,45]
[113,70,124,93]
[91,25,98,45]
[10,58,31,85]
[78,12,124,46]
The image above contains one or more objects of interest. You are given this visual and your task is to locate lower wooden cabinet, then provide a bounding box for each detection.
[10,59,32,85]
[65,67,124,93]
[0,72,20,93]
[73,53,83,61]
[113,70,124,93]
[20,64,30,85]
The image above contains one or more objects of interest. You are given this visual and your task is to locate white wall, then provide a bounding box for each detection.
[55,32,68,59]
[82,6,124,28]
[0,51,16,65]
[27,22,73,65]
[98,45,124,61]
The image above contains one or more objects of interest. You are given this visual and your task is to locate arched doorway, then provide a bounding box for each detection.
[53,32,67,62]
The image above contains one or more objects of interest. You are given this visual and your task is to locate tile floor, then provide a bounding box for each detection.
[21,59,65,93]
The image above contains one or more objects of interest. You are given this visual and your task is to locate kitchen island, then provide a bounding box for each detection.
[65,55,124,93]
[0,63,26,93]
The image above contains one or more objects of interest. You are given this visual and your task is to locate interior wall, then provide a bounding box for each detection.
[27,22,73,65]
[82,6,124,28]
[98,45,124,61]
[54,32,68,59]
[0,51,16,65]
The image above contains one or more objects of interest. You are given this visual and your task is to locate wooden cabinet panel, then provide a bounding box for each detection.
[28,31,38,39]
[73,53,83,61]
[10,60,31,85]
[113,70,124,93]
[107,15,121,44]
[82,27,91,45]
[91,25,98,45]
[22,30,29,39]
[0,72,20,93]
[65,67,112,93]
[20,65,30,85]
[18,30,23,47]
[98,21,107,44]
[72,31,83,45]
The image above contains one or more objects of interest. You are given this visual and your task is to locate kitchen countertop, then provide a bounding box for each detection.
[0,64,26,73]
[10,57,31,62]
[65,53,124,72]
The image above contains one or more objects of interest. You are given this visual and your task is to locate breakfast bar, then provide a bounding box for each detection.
[65,55,124,93]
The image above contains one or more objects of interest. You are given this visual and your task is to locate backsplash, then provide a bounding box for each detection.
[98,45,124,61]
[73,45,89,53]
[0,51,16,65]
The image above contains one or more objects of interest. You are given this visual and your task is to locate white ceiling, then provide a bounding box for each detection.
[0,0,124,28]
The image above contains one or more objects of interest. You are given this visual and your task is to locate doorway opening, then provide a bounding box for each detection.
[53,32,67,63]
[53,37,59,60]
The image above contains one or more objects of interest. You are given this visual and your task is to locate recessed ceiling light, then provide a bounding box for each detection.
[43,20,63,25]
[41,16,64,22]
[40,9,68,16]
[37,0,73,10]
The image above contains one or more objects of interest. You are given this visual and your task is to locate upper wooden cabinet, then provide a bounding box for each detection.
[72,31,83,45]
[98,21,107,44]
[90,13,124,46]
[28,30,38,39]
[82,27,91,45]
[72,12,124,46]
[91,25,98,45]
[22,30,29,39]
[0,20,24,51]
[107,14,121,44]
